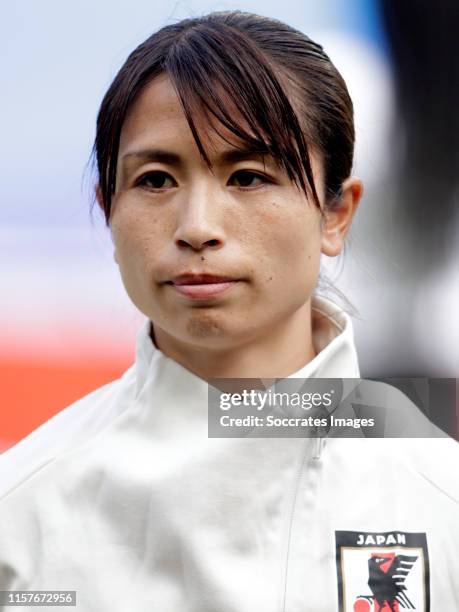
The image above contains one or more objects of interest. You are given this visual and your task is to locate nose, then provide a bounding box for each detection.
[173,181,225,252]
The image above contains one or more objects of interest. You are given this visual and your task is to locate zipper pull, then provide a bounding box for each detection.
[313,436,325,460]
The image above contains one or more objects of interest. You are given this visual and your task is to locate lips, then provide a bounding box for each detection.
[170,273,238,286]
[166,273,241,300]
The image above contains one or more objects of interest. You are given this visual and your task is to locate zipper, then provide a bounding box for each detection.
[312,436,325,460]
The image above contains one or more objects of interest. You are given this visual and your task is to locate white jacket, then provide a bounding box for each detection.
[0,297,457,611]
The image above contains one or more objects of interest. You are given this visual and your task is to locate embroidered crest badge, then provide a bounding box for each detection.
[335,531,430,611]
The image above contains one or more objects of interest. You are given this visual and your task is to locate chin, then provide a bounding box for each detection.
[185,314,224,339]
[181,311,252,348]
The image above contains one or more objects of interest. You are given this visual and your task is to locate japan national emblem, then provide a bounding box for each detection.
[335,531,430,611]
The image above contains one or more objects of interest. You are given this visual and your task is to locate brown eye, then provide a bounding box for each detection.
[137,171,176,190]
[229,170,267,188]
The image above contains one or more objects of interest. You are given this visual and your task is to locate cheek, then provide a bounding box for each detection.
[109,210,169,320]
[111,205,162,269]
[109,206,168,317]
[246,202,322,285]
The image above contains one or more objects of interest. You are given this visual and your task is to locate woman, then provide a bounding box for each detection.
[0,11,457,612]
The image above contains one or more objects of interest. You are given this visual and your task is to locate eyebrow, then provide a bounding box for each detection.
[120,145,272,170]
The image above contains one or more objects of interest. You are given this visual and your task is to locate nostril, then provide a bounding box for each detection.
[176,238,221,248]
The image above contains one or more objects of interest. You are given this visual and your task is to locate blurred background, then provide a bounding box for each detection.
[1,0,458,451]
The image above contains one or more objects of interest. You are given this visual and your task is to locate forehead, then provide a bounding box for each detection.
[119,74,255,157]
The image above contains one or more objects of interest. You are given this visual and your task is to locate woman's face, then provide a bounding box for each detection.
[109,75,331,351]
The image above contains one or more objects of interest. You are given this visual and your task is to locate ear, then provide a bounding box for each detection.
[95,185,104,210]
[320,177,363,257]
[96,185,118,264]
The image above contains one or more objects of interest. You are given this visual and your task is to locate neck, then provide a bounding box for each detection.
[151,301,316,381]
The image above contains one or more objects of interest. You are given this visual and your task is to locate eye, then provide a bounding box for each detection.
[228,170,269,189]
[136,171,176,190]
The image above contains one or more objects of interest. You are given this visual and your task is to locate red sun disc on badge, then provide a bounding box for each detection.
[353,599,371,612]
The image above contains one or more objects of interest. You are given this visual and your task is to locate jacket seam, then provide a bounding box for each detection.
[280,441,310,612]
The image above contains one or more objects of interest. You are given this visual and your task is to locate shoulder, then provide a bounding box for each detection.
[351,379,451,438]
[397,436,459,505]
[0,364,137,501]
[352,380,459,503]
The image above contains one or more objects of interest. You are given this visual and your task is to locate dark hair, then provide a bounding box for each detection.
[93,11,355,224]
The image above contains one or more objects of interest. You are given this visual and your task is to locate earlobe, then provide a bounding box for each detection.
[321,177,363,257]
[95,185,104,211]
[96,184,117,261]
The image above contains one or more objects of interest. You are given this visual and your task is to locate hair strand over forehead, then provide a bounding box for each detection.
[93,11,355,224]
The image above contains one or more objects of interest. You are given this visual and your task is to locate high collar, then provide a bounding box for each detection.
[134,296,360,398]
